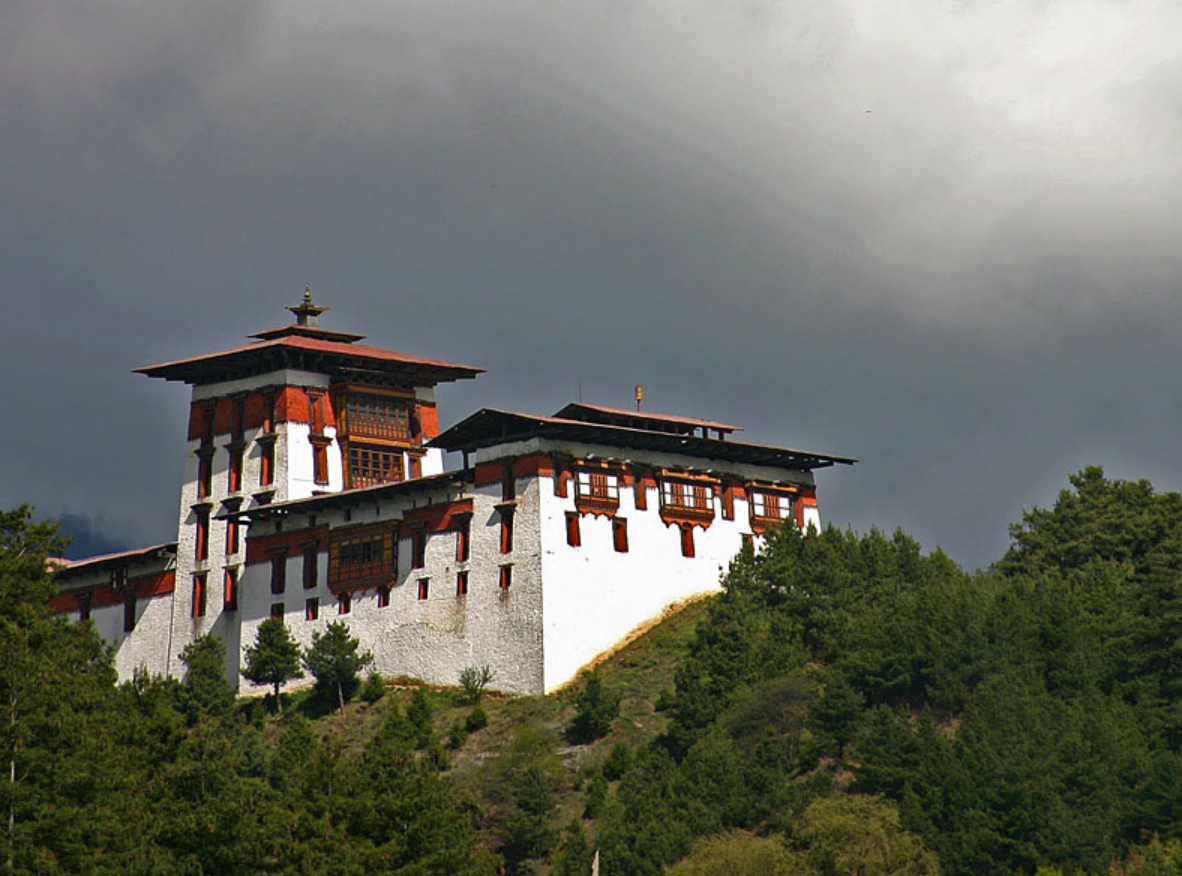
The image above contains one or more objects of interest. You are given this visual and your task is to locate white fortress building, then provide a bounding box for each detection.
[51,291,854,694]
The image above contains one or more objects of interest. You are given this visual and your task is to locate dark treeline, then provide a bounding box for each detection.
[0,506,497,876]
[596,467,1182,875]
[8,466,1182,874]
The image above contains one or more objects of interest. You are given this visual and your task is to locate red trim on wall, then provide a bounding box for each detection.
[48,570,176,615]
[514,454,554,478]
[402,499,475,534]
[275,386,310,424]
[474,462,502,487]
[419,403,439,439]
[243,392,266,429]
[245,526,330,565]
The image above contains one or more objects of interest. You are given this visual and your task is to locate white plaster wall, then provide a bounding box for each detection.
[802,504,821,532]
[190,369,330,401]
[235,472,546,696]
[530,438,818,692]
[420,447,445,477]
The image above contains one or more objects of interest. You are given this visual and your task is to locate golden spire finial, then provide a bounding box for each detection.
[635,383,644,412]
[287,285,329,326]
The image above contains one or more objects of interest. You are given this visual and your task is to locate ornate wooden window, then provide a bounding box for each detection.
[347,445,404,488]
[749,489,796,531]
[575,470,620,515]
[659,476,716,526]
[329,526,396,588]
[345,393,412,441]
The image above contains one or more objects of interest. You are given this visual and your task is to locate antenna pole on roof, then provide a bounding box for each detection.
[635,383,643,412]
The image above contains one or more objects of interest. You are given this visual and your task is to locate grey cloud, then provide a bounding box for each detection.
[3,0,1181,569]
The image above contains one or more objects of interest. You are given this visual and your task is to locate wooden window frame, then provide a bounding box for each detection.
[612,517,629,553]
[500,509,514,554]
[456,570,469,596]
[270,555,286,595]
[499,564,512,590]
[305,597,319,621]
[303,547,318,590]
[223,567,238,612]
[191,573,206,618]
[417,578,429,601]
[680,525,696,558]
[565,512,581,547]
[338,592,351,615]
[377,586,391,608]
[455,517,471,562]
[270,602,284,619]
[195,508,210,561]
[411,529,426,569]
[123,592,137,632]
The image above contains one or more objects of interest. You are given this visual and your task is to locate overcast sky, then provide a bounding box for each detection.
[4,0,1182,569]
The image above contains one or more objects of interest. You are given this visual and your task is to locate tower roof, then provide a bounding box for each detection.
[136,289,483,386]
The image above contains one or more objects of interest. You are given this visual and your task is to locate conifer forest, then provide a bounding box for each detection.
[6,466,1182,874]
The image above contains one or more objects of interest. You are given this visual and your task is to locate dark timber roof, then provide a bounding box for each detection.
[52,543,177,578]
[554,402,741,436]
[432,409,856,471]
[226,472,466,522]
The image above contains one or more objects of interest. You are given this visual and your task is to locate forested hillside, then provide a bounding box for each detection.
[6,467,1182,874]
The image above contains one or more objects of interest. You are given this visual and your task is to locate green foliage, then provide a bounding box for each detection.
[603,740,633,780]
[241,615,303,712]
[792,795,939,876]
[665,831,800,876]
[465,705,489,733]
[407,685,434,748]
[178,633,236,723]
[359,670,386,703]
[303,620,373,711]
[551,819,595,876]
[584,772,608,819]
[448,721,469,750]
[570,672,619,743]
[497,726,564,873]
[460,664,495,703]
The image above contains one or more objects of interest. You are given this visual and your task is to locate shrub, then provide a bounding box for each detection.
[465,705,489,733]
[359,671,386,703]
[584,774,608,819]
[448,721,468,750]
[569,672,619,743]
[602,741,632,781]
[459,664,495,703]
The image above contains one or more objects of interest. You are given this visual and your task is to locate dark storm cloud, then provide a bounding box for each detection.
[4,0,1182,569]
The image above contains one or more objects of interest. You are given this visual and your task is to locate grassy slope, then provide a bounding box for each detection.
[280,595,713,858]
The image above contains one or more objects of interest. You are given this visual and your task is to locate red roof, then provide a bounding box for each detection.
[137,334,484,385]
[53,543,176,572]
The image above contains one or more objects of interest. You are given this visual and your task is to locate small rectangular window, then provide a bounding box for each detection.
[197,451,213,499]
[305,597,319,621]
[680,525,695,558]
[260,441,275,487]
[192,573,207,618]
[313,443,329,485]
[500,510,514,554]
[338,592,351,615]
[455,519,470,562]
[227,447,243,493]
[502,465,516,501]
[417,578,430,600]
[78,594,92,622]
[722,485,735,520]
[377,586,391,608]
[565,512,581,547]
[411,529,426,569]
[613,518,629,553]
[741,533,755,551]
[224,568,238,612]
[195,509,210,561]
[456,570,469,596]
[271,555,286,594]
[303,548,318,590]
[226,520,240,555]
[499,565,512,590]
[270,602,284,619]
[123,593,137,632]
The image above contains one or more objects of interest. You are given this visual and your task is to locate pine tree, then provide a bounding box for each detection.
[242,616,303,713]
[178,634,236,723]
[303,621,372,711]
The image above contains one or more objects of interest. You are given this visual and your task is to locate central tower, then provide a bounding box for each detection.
[133,290,483,675]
